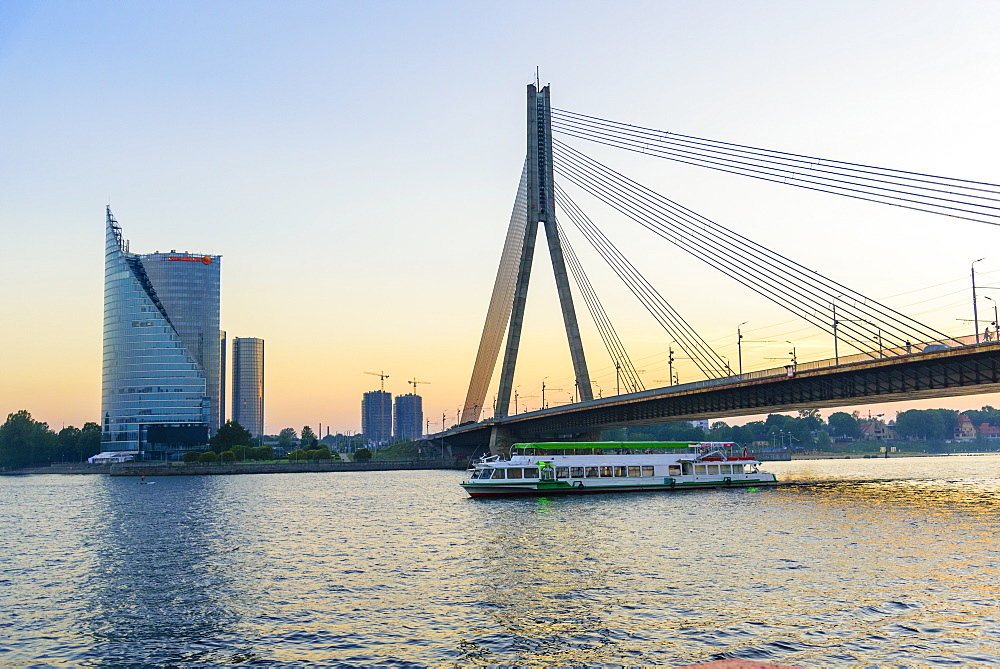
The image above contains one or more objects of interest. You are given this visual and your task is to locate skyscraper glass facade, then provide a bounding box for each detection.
[393,394,423,441]
[101,207,221,457]
[231,337,265,439]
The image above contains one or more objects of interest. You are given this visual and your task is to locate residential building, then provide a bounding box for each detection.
[977,423,1000,440]
[101,207,221,458]
[362,390,392,447]
[954,414,977,442]
[393,393,423,441]
[231,337,265,439]
[859,420,896,441]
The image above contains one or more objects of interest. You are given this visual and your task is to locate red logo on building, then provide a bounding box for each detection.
[168,255,212,265]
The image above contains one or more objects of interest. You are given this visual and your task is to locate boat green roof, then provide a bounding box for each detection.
[513,441,698,450]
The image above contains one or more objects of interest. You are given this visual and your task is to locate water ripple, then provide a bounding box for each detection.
[1,458,999,664]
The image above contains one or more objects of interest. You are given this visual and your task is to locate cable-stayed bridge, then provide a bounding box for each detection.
[429,82,1000,456]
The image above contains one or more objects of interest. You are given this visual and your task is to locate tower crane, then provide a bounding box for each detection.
[364,370,390,391]
[407,378,430,395]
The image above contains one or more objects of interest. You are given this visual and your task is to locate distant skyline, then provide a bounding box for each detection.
[3,1,1000,434]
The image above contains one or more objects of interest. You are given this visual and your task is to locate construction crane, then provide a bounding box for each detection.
[364,370,389,391]
[407,378,430,395]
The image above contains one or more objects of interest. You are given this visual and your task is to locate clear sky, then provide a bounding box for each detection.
[3,0,1000,435]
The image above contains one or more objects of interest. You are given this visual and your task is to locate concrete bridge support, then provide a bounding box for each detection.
[489,425,514,457]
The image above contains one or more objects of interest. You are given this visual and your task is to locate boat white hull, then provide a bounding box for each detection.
[462,476,778,498]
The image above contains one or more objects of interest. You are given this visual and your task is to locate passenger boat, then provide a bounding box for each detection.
[461,441,778,498]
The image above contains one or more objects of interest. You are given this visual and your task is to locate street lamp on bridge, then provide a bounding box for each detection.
[972,258,985,343]
[737,321,748,376]
[983,295,999,341]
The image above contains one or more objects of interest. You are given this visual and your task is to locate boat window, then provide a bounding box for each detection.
[556,467,569,478]
[507,468,523,479]
[707,465,718,475]
[585,467,599,478]
[492,469,506,479]
[571,466,584,478]
[600,466,613,477]
[719,465,732,475]
[470,470,480,479]
[614,466,626,477]
[523,468,539,479]
[627,466,641,477]
[481,468,495,479]
[694,465,707,475]
[641,465,655,477]
[668,465,681,475]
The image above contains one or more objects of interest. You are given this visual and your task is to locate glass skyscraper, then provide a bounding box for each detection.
[102,207,222,458]
[231,337,264,439]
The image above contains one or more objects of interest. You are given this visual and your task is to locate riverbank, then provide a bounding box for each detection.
[111,459,465,476]
[0,459,466,476]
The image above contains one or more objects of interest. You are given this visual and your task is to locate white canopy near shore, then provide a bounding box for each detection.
[87,451,139,464]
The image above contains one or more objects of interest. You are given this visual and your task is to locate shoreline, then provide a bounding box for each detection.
[1,460,466,477]
[4,451,994,476]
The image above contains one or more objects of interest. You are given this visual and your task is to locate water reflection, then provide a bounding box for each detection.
[3,467,999,665]
[77,476,255,665]
[466,496,635,664]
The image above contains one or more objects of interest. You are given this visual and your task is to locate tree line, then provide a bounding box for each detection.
[620,405,1000,452]
[0,411,102,469]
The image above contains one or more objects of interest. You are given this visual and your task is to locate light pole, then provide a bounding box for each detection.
[542,377,547,409]
[668,347,675,386]
[984,295,999,341]
[832,296,842,365]
[787,341,797,367]
[973,258,985,343]
[737,322,747,376]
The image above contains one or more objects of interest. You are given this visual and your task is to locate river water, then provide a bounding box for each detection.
[2,456,999,666]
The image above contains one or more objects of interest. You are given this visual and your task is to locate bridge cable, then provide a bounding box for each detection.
[554,183,732,379]
[552,109,1000,227]
[461,160,529,423]
[554,141,957,353]
[553,109,1000,195]
[554,216,646,393]
[553,141,949,353]
[553,139,960,354]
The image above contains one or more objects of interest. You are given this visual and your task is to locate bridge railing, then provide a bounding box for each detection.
[465,333,989,424]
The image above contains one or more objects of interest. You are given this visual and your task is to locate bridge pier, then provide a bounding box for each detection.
[489,425,514,457]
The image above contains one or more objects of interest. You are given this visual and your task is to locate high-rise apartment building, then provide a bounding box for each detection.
[231,337,265,439]
[101,207,222,458]
[362,390,392,447]
[393,393,423,441]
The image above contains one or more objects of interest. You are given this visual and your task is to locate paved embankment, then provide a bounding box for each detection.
[110,460,465,476]
[1,464,112,475]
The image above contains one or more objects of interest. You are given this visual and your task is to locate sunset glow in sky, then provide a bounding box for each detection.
[3,1,1000,434]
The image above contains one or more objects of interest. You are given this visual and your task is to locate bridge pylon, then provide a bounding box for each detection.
[462,84,594,423]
